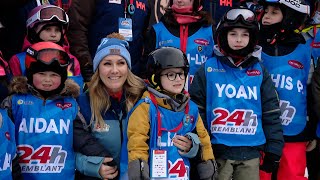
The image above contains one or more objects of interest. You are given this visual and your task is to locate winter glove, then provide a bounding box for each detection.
[128,159,150,180]
[197,160,218,180]
[260,152,280,173]
[81,63,93,82]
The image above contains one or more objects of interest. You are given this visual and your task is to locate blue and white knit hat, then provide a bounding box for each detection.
[93,38,131,72]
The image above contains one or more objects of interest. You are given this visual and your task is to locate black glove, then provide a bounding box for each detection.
[197,160,218,180]
[81,64,93,82]
[102,157,117,167]
[128,159,149,180]
[260,152,280,173]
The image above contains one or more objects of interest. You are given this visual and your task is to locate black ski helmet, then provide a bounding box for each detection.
[215,8,260,58]
[146,47,189,89]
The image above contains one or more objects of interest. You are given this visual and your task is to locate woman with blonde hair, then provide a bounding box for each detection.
[73,33,146,180]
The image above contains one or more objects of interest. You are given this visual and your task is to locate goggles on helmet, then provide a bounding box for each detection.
[265,0,310,14]
[26,47,70,69]
[26,6,69,28]
[225,8,256,23]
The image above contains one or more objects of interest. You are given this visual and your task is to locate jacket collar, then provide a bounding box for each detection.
[213,45,262,68]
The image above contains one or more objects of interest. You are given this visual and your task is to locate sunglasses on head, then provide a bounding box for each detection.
[26,6,69,27]
[26,47,70,69]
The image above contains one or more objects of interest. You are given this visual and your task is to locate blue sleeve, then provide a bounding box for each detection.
[75,152,104,178]
[180,132,200,158]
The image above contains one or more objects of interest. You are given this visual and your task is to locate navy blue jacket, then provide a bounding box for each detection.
[67,0,150,76]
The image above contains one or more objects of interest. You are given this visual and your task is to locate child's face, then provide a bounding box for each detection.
[262,5,283,25]
[227,28,250,50]
[39,25,62,43]
[33,71,61,91]
[98,55,128,93]
[160,68,185,94]
[173,0,194,8]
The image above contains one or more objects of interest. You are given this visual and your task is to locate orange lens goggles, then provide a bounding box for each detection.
[26,48,70,69]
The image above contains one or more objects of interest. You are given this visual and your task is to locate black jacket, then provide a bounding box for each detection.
[311,59,320,139]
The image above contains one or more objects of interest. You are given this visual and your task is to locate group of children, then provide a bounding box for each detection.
[1,0,320,180]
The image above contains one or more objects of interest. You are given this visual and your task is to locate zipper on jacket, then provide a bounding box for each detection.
[112,109,123,143]
[119,115,123,143]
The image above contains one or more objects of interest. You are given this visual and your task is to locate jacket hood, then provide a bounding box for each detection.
[9,76,80,99]
[142,86,190,112]
[213,45,262,68]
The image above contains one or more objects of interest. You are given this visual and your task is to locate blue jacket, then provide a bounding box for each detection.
[143,8,214,78]
[120,88,214,179]
[1,77,80,180]
[260,29,317,142]
[74,92,128,179]
[190,46,284,160]
[0,108,16,180]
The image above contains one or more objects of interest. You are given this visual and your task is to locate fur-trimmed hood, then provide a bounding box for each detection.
[9,76,80,99]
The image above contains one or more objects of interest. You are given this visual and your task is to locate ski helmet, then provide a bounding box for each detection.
[26,4,69,44]
[25,41,70,91]
[146,47,189,89]
[215,8,259,58]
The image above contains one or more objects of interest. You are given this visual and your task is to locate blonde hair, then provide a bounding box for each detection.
[88,69,145,127]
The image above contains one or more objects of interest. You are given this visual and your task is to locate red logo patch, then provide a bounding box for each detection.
[56,102,72,110]
[5,132,10,140]
[288,60,303,69]
[194,39,209,46]
[246,70,261,76]
[312,42,320,48]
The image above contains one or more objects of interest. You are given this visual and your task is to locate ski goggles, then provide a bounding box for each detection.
[265,0,310,14]
[26,6,69,27]
[26,47,70,69]
[225,8,257,23]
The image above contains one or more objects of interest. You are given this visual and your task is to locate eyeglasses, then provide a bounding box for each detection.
[161,72,185,81]
[26,6,69,27]
[26,48,70,69]
[225,8,256,22]
[265,0,310,14]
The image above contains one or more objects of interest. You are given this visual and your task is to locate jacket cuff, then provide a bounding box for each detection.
[75,153,104,178]
[180,132,200,158]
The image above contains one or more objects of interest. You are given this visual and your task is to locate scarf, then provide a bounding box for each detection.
[108,90,123,102]
[172,4,202,53]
